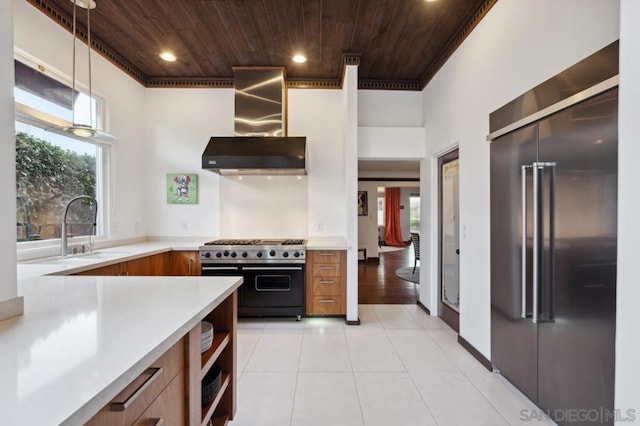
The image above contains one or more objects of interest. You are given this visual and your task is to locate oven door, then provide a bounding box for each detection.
[239,264,305,317]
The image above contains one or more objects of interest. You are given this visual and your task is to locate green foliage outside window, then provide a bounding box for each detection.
[16,131,96,241]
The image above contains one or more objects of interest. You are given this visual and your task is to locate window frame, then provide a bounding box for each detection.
[14,52,112,257]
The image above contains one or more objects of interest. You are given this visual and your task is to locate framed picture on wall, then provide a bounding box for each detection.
[358,191,368,216]
[167,173,198,204]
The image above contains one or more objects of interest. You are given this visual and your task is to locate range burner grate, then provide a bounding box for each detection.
[204,239,261,246]
[281,239,305,245]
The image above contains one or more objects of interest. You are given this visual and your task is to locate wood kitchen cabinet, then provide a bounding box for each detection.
[75,263,120,276]
[306,250,346,315]
[188,291,237,425]
[169,251,201,276]
[86,290,237,426]
[86,338,186,425]
[121,256,151,276]
[149,252,170,275]
[73,253,170,277]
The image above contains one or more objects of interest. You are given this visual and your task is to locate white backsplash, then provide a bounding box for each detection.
[220,175,308,238]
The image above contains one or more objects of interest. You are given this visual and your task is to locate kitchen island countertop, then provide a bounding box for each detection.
[0,274,242,425]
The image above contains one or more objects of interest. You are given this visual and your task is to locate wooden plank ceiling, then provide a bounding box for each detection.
[28,0,497,90]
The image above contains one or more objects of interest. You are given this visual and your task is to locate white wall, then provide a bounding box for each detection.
[616,0,640,420]
[144,88,233,238]
[14,0,148,244]
[344,65,359,323]
[0,0,19,313]
[289,89,347,238]
[359,127,425,160]
[144,88,347,239]
[422,0,620,357]
[358,90,423,126]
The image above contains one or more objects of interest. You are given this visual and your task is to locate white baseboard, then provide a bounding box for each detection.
[0,296,24,321]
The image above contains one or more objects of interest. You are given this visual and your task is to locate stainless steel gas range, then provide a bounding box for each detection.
[199,239,306,319]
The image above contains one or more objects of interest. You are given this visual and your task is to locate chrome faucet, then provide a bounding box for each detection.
[61,196,97,256]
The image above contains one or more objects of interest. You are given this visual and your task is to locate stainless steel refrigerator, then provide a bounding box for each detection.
[489,43,618,426]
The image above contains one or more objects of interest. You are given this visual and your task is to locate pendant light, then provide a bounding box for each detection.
[49,0,116,142]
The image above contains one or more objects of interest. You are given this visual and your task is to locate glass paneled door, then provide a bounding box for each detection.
[439,149,460,331]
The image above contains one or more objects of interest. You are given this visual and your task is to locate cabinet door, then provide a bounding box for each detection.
[133,369,186,426]
[75,263,120,276]
[169,251,200,276]
[149,253,170,276]
[123,256,152,276]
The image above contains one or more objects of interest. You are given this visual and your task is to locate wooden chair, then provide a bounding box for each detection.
[410,232,420,273]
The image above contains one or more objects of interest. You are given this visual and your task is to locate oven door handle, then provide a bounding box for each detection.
[201,267,241,271]
[243,267,303,271]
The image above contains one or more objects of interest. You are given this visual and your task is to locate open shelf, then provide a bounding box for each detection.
[201,332,230,379]
[201,372,230,426]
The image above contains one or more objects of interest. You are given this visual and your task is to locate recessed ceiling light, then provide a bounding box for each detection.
[424,0,437,2]
[292,54,307,64]
[160,52,177,62]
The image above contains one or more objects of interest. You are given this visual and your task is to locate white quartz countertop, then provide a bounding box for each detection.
[305,237,350,250]
[0,275,242,425]
[17,240,204,279]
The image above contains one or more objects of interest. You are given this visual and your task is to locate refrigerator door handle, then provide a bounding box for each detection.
[546,162,557,322]
[532,162,557,324]
[532,162,541,323]
[521,165,533,318]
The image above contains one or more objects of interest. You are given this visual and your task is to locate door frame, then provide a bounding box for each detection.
[437,148,460,332]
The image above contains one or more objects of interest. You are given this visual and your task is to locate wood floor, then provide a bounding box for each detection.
[358,245,419,304]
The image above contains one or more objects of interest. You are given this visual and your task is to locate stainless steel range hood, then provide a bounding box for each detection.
[202,136,306,175]
[202,68,307,175]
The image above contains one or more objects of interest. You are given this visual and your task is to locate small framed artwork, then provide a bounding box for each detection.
[167,173,198,204]
[358,191,368,216]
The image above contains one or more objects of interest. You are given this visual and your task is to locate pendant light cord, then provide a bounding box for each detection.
[71,0,77,126]
[87,3,94,129]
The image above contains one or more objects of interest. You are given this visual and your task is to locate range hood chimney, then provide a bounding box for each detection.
[202,68,307,175]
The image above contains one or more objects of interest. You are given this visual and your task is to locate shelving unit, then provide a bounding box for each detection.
[188,291,237,426]
[201,373,230,426]
[201,333,230,378]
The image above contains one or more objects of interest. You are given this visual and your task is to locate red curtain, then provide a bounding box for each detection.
[384,187,404,246]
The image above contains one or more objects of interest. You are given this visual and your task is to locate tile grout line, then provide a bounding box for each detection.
[407,371,441,426]
[237,325,265,375]
[341,324,366,425]
[380,310,441,426]
[289,322,306,426]
[462,370,513,425]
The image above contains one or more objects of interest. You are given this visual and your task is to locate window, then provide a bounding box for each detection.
[15,59,106,244]
[377,196,385,227]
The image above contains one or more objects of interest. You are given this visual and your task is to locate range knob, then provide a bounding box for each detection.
[223,250,229,257]
[257,252,263,258]
[230,252,237,258]
[242,252,248,258]
[215,252,222,258]
[204,252,211,258]
[283,252,289,258]
[294,252,300,258]
[269,250,276,257]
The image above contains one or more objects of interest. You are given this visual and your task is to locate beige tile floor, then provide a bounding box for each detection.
[229,304,556,426]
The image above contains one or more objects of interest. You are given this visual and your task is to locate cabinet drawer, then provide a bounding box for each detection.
[312,264,340,278]
[133,369,186,426]
[310,250,342,264]
[312,277,341,295]
[311,296,342,315]
[86,338,185,426]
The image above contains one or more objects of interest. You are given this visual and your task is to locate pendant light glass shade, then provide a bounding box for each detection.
[48,0,116,142]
